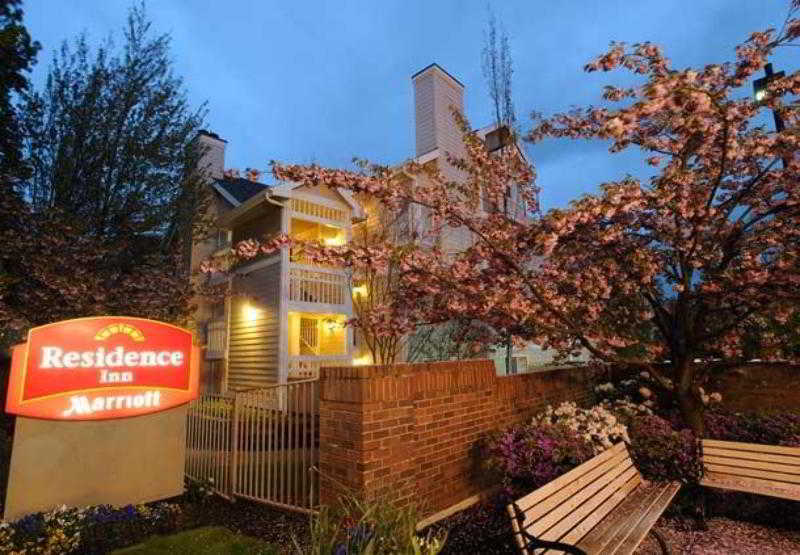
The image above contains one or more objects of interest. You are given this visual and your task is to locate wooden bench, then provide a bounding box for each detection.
[700,439,800,501]
[507,442,679,555]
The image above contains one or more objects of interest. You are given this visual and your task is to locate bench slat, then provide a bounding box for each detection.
[515,443,626,513]
[705,463,800,484]
[702,439,800,457]
[701,471,800,501]
[609,482,680,555]
[520,450,631,531]
[532,464,639,540]
[541,472,641,548]
[572,481,663,554]
[704,455,800,475]
[703,447,800,467]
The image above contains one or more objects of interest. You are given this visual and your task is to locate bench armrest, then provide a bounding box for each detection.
[512,502,588,555]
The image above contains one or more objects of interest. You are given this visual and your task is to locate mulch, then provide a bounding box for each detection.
[636,516,800,554]
[173,492,800,554]
[177,495,311,552]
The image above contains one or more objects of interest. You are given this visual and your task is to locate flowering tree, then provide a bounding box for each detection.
[206,7,800,433]
[0,186,195,350]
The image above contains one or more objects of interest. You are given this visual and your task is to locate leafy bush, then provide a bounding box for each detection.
[534,401,632,455]
[184,476,216,504]
[628,414,702,484]
[705,409,800,446]
[0,502,181,554]
[297,493,447,554]
[485,419,594,494]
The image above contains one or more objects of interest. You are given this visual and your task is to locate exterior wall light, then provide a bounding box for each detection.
[352,284,368,297]
[244,304,260,321]
[353,354,372,366]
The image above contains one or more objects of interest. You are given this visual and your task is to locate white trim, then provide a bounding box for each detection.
[236,254,281,274]
[273,180,364,216]
[289,211,347,228]
[290,190,350,211]
[287,300,352,315]
[278,206,290,384]
[289,262,348,276]
[222,277,232,393]
[212,182,241,207]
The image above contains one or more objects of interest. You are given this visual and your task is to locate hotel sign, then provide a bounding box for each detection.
[6,317,199,420]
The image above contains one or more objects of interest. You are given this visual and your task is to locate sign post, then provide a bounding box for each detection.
[3,317,199,520]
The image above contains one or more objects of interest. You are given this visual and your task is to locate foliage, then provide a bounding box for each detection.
[533,401,631,455]
[297,494,447,555]
[408,319,493,363]
[704,408,800,446]
[184,476,216,504]
[110,526,277,555]
[209,5,800,435]
[1,3,208,346]
[484,420,594,495]
[627,414,703,484]
[0,199,196,347]
[0,0,40,182]
[482,5,516,131]
[0,502,181,554]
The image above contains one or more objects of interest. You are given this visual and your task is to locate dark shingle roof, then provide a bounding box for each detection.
[214,178,269,205]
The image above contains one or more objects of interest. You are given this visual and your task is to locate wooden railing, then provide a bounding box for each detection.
[288,265,347,306]
[205,320,226,360]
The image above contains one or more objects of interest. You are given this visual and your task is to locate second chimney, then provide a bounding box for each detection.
[412,63,465,158]
[194,130,227,180]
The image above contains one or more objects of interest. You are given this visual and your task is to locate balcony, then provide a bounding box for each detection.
[205,320,226,360]
[288,354,352,380]
[288,265,347,306]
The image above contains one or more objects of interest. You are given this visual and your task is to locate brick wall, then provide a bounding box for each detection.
[318,359,595,517]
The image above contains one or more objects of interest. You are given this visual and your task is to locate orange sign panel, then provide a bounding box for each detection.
[6,317,199,420]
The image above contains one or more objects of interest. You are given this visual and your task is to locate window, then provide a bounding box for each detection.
[300,318,319,355]
[510,356,527,375]
[215,229,231,250]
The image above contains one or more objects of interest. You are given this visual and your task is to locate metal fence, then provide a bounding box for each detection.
[185,379,319,513]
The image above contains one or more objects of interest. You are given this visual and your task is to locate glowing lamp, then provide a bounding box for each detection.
[352,284,367,297]
[353,354,372,366]
[244,304,260,321]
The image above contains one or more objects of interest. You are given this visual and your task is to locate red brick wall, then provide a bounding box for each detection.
[318,359,595,517]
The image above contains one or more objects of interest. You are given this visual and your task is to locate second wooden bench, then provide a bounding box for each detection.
[508,442,679,554]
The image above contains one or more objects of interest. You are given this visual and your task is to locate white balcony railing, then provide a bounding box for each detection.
[205,320,227,360]
[288,355,351,380]
[288,265,347,306]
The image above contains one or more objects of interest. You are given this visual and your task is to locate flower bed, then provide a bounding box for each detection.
[0,502,181,554]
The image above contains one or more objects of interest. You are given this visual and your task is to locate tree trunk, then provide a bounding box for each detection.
[676,359,704,435]
[677,389,704,435]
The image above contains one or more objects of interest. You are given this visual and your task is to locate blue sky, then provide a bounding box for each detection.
[23,1,794,210]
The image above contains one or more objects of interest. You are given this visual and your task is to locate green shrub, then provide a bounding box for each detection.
[297,494,447,555]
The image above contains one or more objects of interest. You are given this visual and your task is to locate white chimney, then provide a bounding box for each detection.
[412,63,465,158]
[195,130,227,180]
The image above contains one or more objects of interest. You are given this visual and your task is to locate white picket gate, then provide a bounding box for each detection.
[185,379,319,513]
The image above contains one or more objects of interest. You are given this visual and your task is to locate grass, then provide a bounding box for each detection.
[111,526,279,554]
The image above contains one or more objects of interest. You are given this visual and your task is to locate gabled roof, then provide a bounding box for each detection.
[213,178,269,206]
